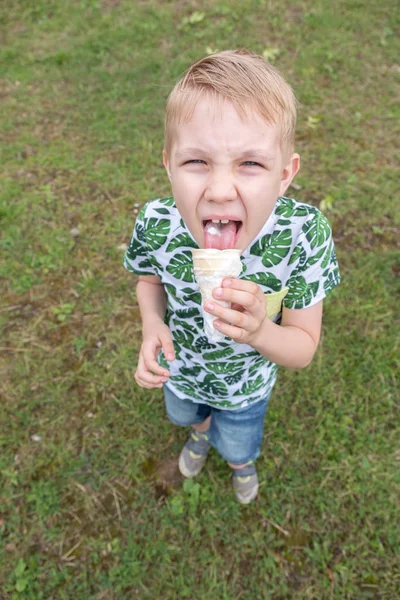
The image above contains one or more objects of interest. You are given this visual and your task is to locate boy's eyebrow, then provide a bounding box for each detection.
[175,147,276,161]
[237,149,276,161]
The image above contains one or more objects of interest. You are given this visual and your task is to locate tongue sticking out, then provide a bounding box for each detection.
[204,221,237,249]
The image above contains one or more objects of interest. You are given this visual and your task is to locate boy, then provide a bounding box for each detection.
[124,50,340,504]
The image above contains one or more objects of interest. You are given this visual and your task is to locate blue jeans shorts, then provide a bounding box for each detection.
[163,385,271,466]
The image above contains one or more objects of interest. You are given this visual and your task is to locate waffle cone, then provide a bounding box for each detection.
[191,249,242,342]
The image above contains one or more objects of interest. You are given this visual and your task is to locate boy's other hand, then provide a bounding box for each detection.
[135,322,175,389]
[204,278,268,346]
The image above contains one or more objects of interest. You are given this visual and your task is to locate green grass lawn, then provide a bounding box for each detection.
[1,0,399,598]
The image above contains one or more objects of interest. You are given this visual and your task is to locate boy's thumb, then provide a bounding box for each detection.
[161,331,175,361]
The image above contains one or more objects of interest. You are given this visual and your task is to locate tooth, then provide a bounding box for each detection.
[211,219,220,223]
[220,219,229,224]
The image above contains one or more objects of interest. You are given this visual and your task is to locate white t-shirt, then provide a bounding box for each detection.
[124,196,340,410]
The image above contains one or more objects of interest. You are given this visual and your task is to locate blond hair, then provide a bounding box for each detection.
[164,49,297,160]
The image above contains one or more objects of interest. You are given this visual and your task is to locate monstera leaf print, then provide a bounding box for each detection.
[206,361,245,375]
[194,336,216,351]
[164,283,185,306]
[248,357,267,377]
[175,307,200,319]
[286,276,319,308]
[201,375,229,397]
[324,270,340,293]
[302,246,326,270]
[244,272,283,292]
[135,221,146,243]
[166,252,195,282]
[167,234,198,252]
[173,380,202,400]
[288,242,306,266]
[181,366,202,377]
[203,347,235,361]
[183,291,202,305]
[233,374,264,396]
[174,327,195,349]
[250,230,292,268]
[226,370,245,385]
[230,351,259,362]
[321,239,334,269]
[159,196,175,206]
[145,218,171,250]
[275,198,309,218]
[303,213,331,250]
[176,319,198,335]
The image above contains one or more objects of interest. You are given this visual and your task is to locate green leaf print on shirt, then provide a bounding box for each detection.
[285,276,319,308]
[250,230,292,267]
[303,213,331,250]
[167,234,198,252]
[194,336,216,351]
[276,197,309,218]
[302,245,326,269]
[244,272,283,292]
[184,291,202,305]
[288,242,305,266]
[226,370,246,385]
[202,375,229,397]
[234,374,264,396]
[159,196,175,206]
[321,239,334,269]
[174,327,195,349]
[324,270,340,292]
[145,218,171,250]
[206,361,245,375]
[181,366,202,377]
[166,252,195,282]
[203,347,235,361]
[175,307,201,319]
[164,283,185,307]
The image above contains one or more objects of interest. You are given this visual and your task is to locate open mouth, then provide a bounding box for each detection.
[202,219,242,250]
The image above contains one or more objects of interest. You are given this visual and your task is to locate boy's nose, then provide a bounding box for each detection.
[204,176,237,204]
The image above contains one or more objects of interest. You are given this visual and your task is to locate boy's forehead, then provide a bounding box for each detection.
[171,98,282,155]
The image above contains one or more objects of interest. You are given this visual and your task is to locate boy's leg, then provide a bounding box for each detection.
[208,396,270,503]
[163,385,211,477]
[193,415,211,433]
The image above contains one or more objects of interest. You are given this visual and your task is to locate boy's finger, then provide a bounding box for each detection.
[144,357,170,377]
[212,286,264,311]
[135,372,164,389]
[140,351,170,377]
[160,332,175,361]
[222,278,263,297]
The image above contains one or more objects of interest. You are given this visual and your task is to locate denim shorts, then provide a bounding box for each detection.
[163,385,271,466]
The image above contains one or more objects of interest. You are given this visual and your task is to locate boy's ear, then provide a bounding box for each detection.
[163,150,172,181]
[279,153,300,196]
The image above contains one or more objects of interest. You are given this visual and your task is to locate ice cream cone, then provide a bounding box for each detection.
[192,249,242,342]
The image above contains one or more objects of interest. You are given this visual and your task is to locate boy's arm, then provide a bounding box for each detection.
[136,275,168,331]
[251,301,323,368]
[203,278,323,369]
[134,275,175,389]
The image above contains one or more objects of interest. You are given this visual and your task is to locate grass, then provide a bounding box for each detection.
[1,0,399,598]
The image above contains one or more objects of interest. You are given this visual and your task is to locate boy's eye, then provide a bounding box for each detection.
[185,159,206,164]
[243,161,262,167]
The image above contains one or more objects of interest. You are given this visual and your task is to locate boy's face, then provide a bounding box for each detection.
[163,97,300,252]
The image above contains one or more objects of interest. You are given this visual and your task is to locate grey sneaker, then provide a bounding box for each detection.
[178,429,211,478]
[232,463,259,504]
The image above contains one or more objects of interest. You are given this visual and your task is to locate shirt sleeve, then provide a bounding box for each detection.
[123,203,158,276]
[283,210,341,309]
